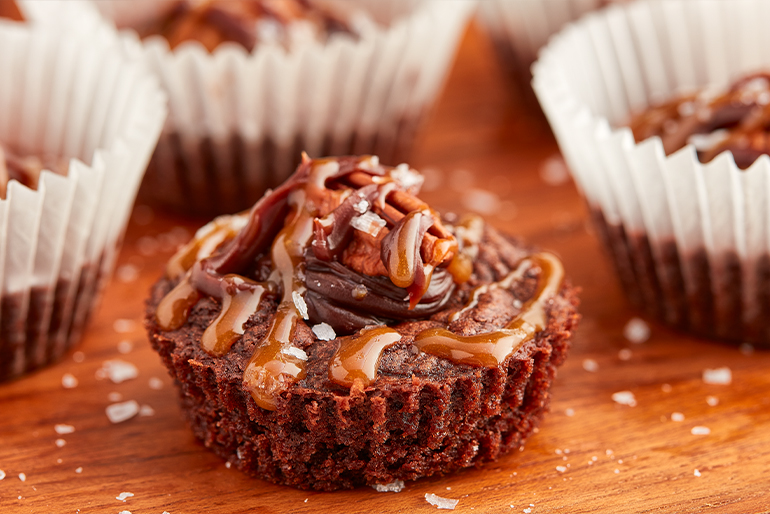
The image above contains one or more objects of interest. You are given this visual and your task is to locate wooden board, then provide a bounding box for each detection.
[2,23,769,514]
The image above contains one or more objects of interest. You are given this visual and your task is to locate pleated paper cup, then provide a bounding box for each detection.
[0,23,167,381]
[478,0,619,106]
[98,0,475,217]
[534,0,770,346]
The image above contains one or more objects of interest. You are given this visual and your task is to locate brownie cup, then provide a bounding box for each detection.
[0,22,166,382]
[145,155,580,490]
[96,0,474,217]
[534,0,770,346]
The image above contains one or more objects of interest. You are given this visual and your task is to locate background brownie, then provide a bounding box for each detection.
[145,156,579,490]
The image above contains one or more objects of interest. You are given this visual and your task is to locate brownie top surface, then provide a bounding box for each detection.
[629,72,770,169]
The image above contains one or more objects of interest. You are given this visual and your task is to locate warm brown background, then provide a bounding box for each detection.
[2,23,769,514]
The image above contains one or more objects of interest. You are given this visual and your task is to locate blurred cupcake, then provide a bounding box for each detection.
[96,0,475,217]
[478,0,623,107]
[534,0,770,346]
[0,22,166,381]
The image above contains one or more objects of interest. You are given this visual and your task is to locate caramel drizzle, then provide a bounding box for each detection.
[328,326,402,388]
[414,253,564,368]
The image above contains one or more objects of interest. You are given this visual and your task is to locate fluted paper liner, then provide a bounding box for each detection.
[0,23,166,380]
[99,0,474,216]
[533,0,770,345]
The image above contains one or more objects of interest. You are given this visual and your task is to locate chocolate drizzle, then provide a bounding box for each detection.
[630,72,770,169]
[156,155,565,411]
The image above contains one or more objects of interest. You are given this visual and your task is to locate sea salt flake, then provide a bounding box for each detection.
[706,396,719,406]
[425,493,459,510]
[116,492,134,502]
[462,188,500,215]
[539,156,570,186]
[565,408,575,417]
[292,291,309,320]
[614,469,620,474]
[117,340,134,354]
[113,319,138,333]
[703,367,732,385]
[612,391,637,407]
[351,211,386,236]
[75,467,83,474]
[694,469,701,477]
[55,439,66,448]
[353,199,370,214]
[623,317,650,343]
[671,412,685,422]
[691,426,711,436]
[281,346,307,361]
[391,163,423,191]
[312,323,336,341]
[523,509,532,514]
[555,466,567,473]
[106,400,140,424]
[0,470,5,480]
[373,480,405,493]
[19,473,26,482]
[62,373,78,389]
[618,349,633,361]
[55,424,75,435]
[139,405,155,417]
[582,359,599,372]
[148,377,164,390]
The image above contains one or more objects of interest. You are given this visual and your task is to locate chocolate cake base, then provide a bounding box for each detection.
[139,119,421,218]
[146,227,579,490]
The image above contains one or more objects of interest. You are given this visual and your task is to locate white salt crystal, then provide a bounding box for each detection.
[353,199,370,214]
[0,470,5,480]
[618,349,633,361]
[555,466,567,473]
[117,341,134,354]
[106,401,140,424]
[116,264,139,283]
[373,480,405,493]
[19,473,26,482]
[671,412,685,422]
[148,377,164,390]
[292,291,309,320]
[139,405,155,417]
[55,439,66,448]
[582,359,599,372]
[523,509,532,514]
[282,346,308,361]
[312,323,336,341]
[703,367,732,385]
[565,408,575,417]
[351,211,386,236]
[391,163,424,191]
[62,373,78,389]
[539,156,570,186]
[614,469,620,474]
[425,493,459,510]
[113,319,137,333]
[623,317,650,343]
[116,492,134,502]
[462,188,500,215]
[75,467,83,474]
[691,426,711,435]
[706,396,719,407]
[99,360,138,384]
[55,424,75,435]
[694,469,701,477]
[612,391,637,407]
[225,462,232,469]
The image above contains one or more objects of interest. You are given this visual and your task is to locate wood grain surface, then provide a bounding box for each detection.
[2,23,769,514]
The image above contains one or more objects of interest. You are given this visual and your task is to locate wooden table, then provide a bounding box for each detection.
[2,24,769,514]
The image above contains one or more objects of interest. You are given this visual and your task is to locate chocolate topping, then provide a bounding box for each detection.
[157,155,565,411]
[630,72,770,169]
[135,0,352,52]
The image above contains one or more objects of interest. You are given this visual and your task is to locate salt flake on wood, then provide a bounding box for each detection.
[99,360,138,384]
[703,367,732,385]
[19,473,26,482]
[623,317,650,343]
[425,493,459,510]
[62,373,78,389]
[55,439,66,448]
[612,391,637,407]
[372,480,405,493]
[106,400,140,424]
[116,492,134,502]
[582,359,599,372]
[0,470,5,480]
[691,426,711,435]
[670,412,685,422]
[694,469,701,477]
[55,424,75,434]
[113,319,138,333]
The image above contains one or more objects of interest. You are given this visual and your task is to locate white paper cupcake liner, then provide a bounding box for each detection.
[533,0,770,345]
[478,0,615,102]
[0,23,166,380]
[97,0,474,216]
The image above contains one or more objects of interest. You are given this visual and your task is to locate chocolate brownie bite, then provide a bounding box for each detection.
[145,155,580,490]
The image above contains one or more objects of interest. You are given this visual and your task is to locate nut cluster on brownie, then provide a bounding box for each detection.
[134,0,353,52]
[630,72,770,169]
[155,154,565,411]
[0,144,69,199]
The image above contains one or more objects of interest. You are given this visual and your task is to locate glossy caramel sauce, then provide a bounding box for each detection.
[414,253,564,367]
[328,326,402,387]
